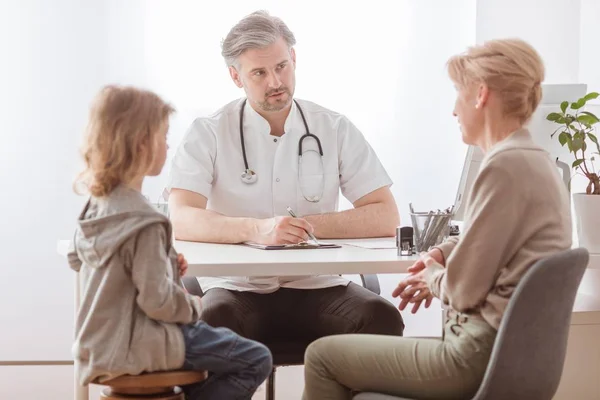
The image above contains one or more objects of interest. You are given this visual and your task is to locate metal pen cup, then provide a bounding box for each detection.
[409,205,453,253]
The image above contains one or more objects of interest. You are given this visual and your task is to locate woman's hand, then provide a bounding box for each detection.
[391,249,444,314]
[392,270,433,314]
[406,247,445,274]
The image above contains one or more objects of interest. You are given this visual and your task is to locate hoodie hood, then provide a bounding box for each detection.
[68,186,170,272]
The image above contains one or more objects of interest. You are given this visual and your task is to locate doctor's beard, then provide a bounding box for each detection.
[258,87,293,112]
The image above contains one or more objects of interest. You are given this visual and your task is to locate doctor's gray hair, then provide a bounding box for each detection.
[221,10,296,69]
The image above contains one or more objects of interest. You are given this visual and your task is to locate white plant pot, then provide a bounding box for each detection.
[573,193,600,254]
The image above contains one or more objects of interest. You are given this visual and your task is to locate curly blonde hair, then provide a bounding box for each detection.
[447,38,545,124]
[74,85,175,197]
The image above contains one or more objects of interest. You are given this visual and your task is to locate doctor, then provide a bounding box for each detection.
[167,11,404,347]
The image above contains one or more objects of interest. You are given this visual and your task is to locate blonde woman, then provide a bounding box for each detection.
[68,85,272,399]
[302,38,572,400]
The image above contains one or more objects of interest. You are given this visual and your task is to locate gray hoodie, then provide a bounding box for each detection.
[68,185,202,385]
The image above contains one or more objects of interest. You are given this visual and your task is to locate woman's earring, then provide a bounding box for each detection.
[475,104,480,109]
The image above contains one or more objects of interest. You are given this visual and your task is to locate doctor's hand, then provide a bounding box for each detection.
[253,216,314,245]
[392,270,434,314]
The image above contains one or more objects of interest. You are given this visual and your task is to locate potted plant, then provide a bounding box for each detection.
[547,91,600,252]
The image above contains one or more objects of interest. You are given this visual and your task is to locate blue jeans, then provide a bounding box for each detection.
[180,321,273,400]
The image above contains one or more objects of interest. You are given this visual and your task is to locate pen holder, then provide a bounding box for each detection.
[410,210,453,253]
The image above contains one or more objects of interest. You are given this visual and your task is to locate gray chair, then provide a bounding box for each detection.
[354,248,589,400]
[182,273,381,400]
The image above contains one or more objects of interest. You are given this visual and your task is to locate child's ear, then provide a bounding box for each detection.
[137,137,153,165]
[138,139,148,153]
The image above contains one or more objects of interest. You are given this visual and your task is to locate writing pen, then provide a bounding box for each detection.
[286,206,320,245]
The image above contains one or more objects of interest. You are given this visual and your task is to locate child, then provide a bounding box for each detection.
[68,85,273,399]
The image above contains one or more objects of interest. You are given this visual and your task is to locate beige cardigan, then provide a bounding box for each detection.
[425,129,572,329]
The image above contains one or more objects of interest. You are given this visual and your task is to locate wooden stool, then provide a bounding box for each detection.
[92,370,208,400]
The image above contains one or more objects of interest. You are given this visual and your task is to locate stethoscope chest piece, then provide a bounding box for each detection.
[241,169,258,184]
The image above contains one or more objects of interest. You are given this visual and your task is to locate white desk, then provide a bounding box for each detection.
[55,237,417,400]
[56,238,418,277]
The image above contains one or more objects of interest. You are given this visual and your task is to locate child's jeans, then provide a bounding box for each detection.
[180,320,273,400]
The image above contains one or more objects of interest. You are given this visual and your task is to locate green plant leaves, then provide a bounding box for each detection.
[558,131,571,146]
[571,92,599,110]
[580,111,599,124]
[571,100,584,109]
[546,112,563,122]
[590,133,600,155]
[571,136,584,152]
[546,92,599,183]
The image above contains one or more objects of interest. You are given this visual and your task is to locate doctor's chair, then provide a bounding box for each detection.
[182,273,382,400]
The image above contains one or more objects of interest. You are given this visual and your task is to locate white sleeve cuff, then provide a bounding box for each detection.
[167,176,212,199]
[343,176,393,204]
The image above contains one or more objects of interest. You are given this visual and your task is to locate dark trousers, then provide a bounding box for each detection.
[200,282,405,346]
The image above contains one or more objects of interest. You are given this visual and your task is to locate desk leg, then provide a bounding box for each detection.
[74,274,89,400]
[75,383,89,400]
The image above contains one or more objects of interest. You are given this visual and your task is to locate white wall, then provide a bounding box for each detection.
[476,0,581,83]
[0,0,107,361]
[580,0,600,104]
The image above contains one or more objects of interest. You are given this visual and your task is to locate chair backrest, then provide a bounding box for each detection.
[472,248,589,400]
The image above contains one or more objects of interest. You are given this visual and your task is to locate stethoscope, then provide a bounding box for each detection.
[239,99,325,202]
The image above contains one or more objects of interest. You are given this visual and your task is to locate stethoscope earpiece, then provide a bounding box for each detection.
[241,169,258,184]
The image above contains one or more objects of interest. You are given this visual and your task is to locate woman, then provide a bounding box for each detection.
[302,38,573,400]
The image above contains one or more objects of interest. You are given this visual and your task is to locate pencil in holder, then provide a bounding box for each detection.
[409,203,454,253]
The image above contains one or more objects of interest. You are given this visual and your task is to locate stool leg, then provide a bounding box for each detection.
[266,368,276,400]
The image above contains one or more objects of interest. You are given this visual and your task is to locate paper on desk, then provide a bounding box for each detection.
[241,242,341,250]
[342,239,397,249]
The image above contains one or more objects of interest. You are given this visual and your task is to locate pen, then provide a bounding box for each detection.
[286,206,320,244]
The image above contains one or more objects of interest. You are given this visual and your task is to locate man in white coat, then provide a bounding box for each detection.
[167,10,404,355]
